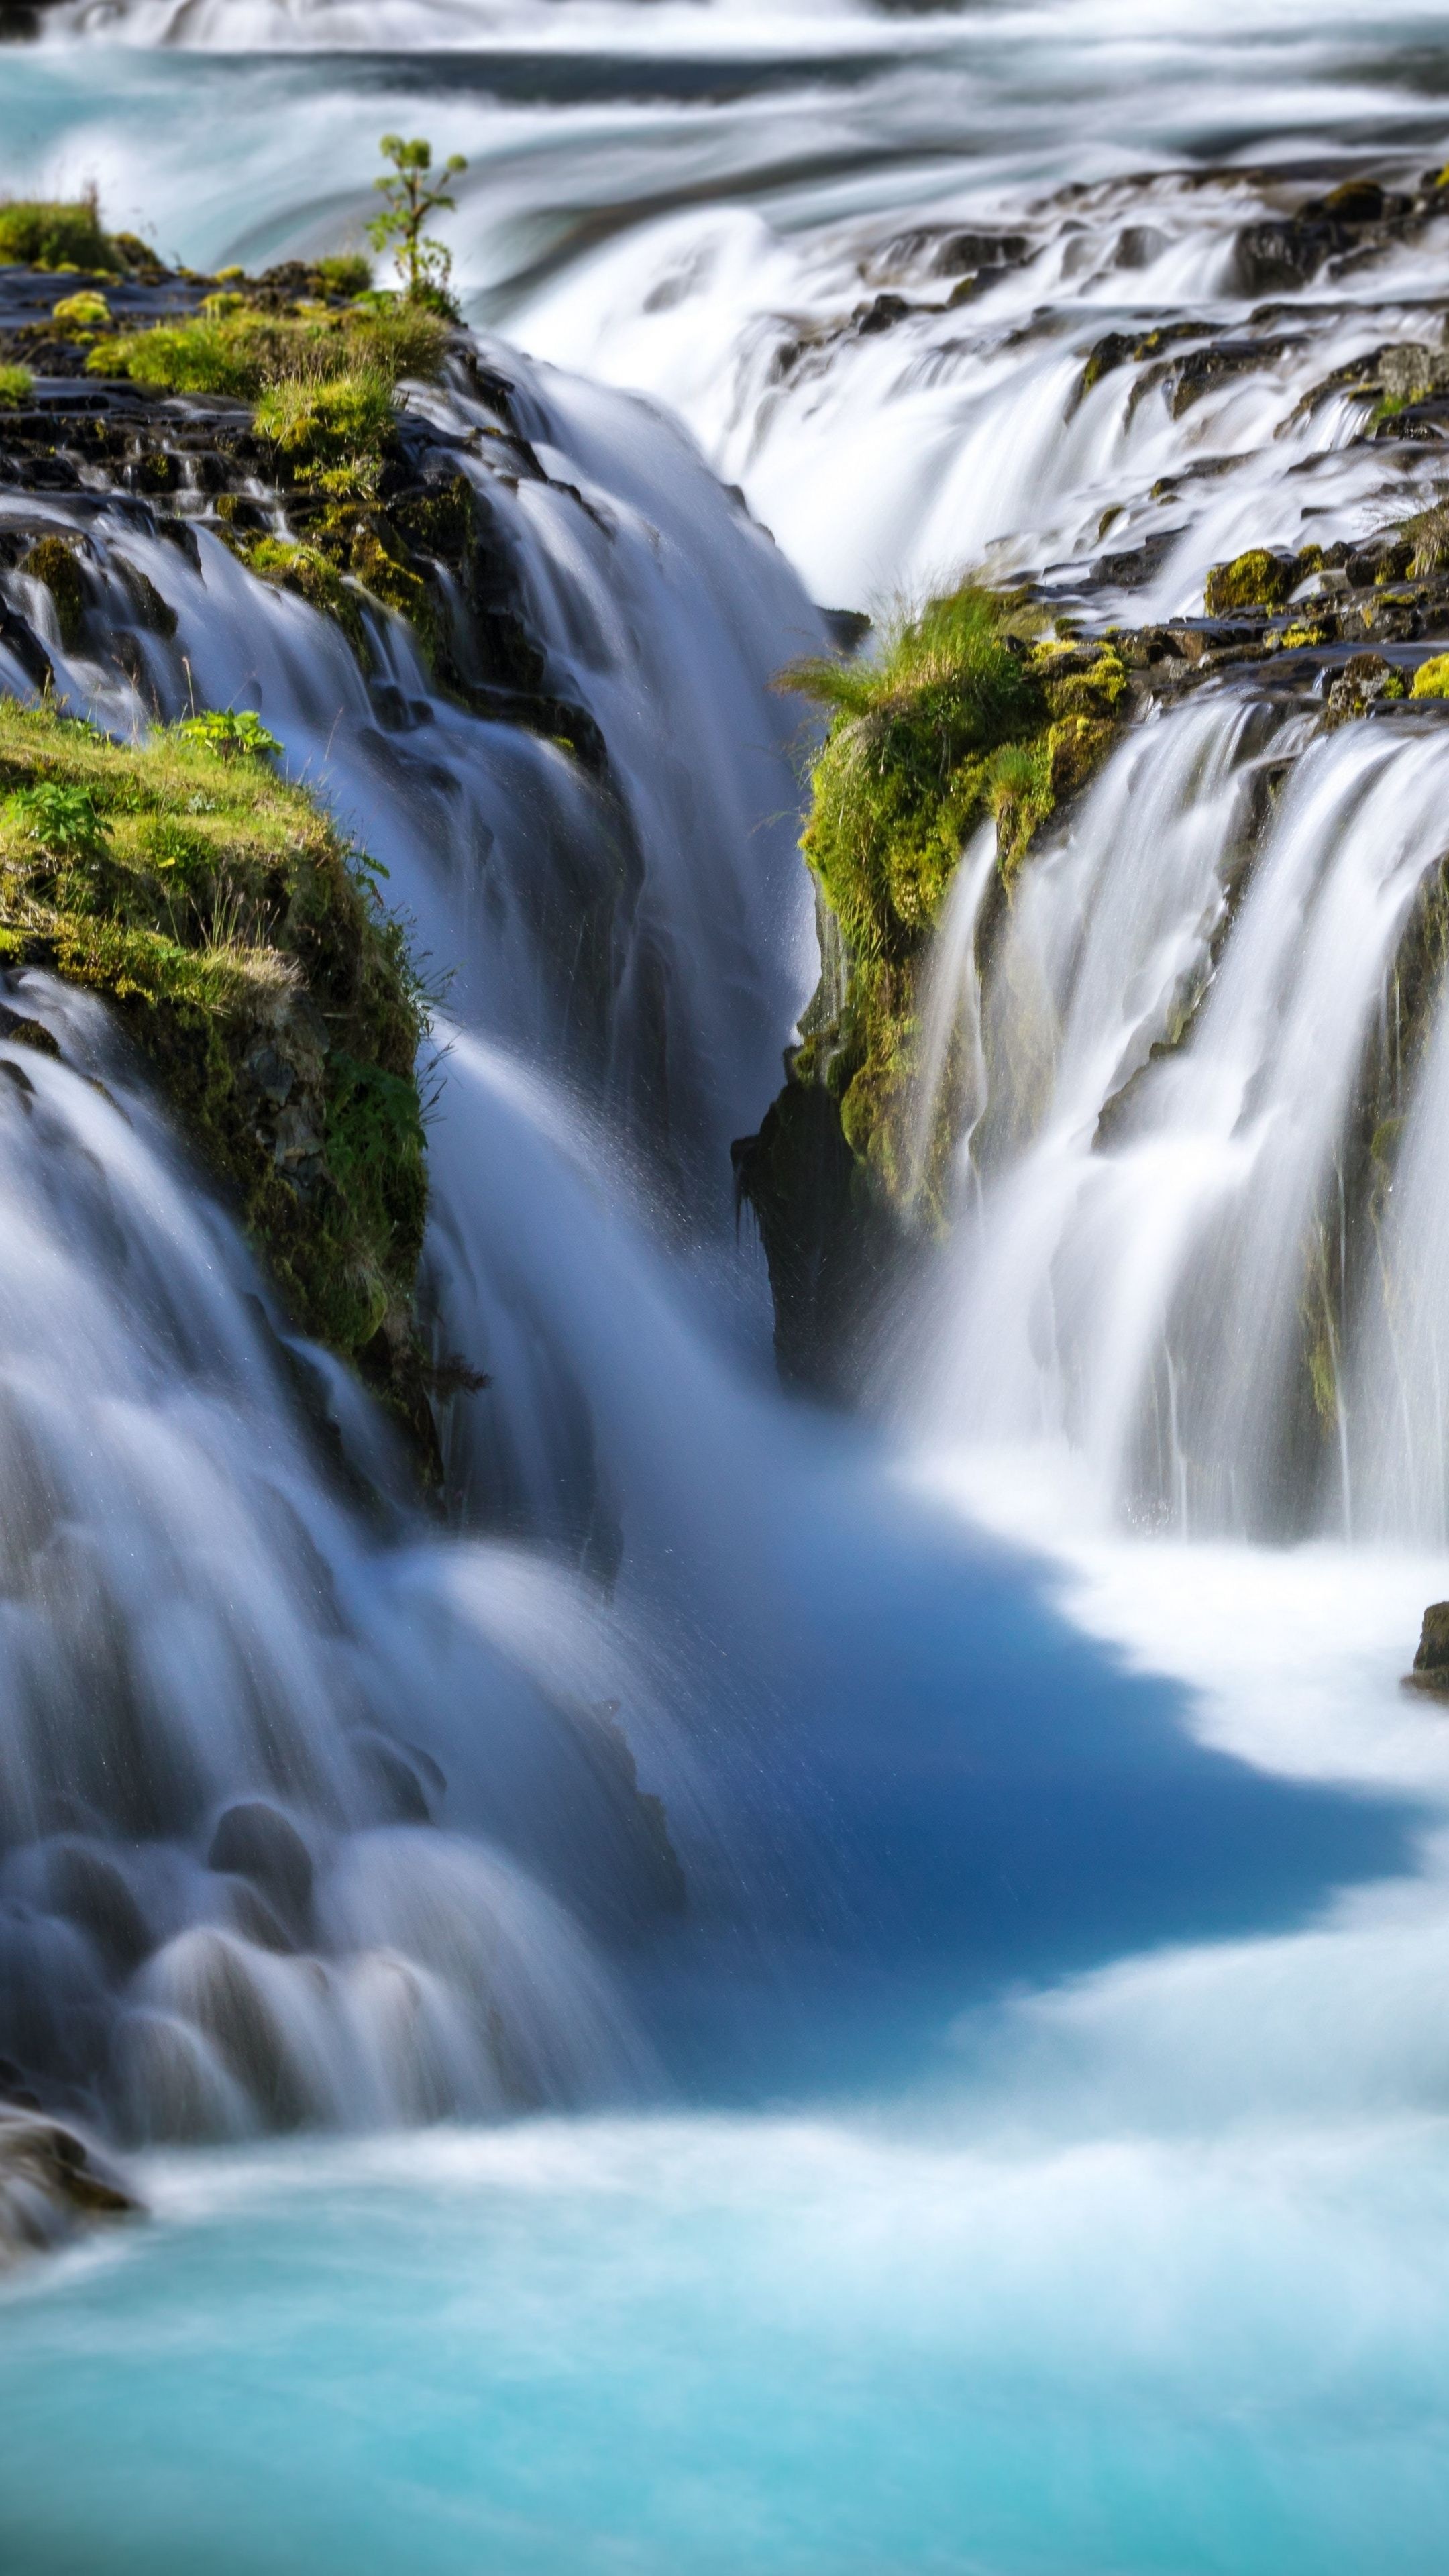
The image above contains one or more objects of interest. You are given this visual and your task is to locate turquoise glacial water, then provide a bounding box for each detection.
[5,2109,1449,2576]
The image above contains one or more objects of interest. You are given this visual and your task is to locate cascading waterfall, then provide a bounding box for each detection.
[0,333,826,2139]
[904,688,1449,1542]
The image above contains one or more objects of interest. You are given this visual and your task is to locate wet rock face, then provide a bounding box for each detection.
[1409,1602,1449,1687]
[207,1801,316,1942]
[1232,173,1427,298]
[0,2104,142,2267]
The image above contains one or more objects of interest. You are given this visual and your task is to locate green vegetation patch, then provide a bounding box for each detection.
[1203,545,1322,618]
[785,586,1127,1200]
[20,537,85,650]
[87,299,448,415]
[0,363,34,409]
[0,700,430,1440]
[0,195,121,274]
[51,290,111,332]
[1411,652,1449,698]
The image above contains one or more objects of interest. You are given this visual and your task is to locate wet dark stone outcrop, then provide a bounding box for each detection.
[733,1075,901,1394]
[1232,174,1430,299]
[0,2102,142,2265]
[1404,1602,1449,1697]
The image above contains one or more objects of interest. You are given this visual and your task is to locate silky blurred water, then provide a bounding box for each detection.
[6,5,1449,2570]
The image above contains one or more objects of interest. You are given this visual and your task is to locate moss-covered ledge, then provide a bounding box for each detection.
[0,700,435,1462]
[733,587,1128,1384]
[775,588,1126,1199]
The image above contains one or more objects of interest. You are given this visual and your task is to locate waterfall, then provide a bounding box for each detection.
[0,333,827,2140]
[902,690,1449,1541]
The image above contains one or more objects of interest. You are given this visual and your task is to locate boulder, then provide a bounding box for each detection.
[1403,1601,1449,1695]
[0,2108,141,2267]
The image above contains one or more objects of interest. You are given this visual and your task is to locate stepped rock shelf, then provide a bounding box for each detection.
[737,517,1449,1390]
[0,226,633,1481]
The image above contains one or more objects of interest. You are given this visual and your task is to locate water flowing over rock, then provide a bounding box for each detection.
[0,258,822,2141]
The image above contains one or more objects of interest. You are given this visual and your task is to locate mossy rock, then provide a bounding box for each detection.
[19,536,85,650]
[1203,546,1320,618]
[1412,652,1449,699]
[0,700,433,1458]
[87,301,448,411]
[782,591,1129,1201]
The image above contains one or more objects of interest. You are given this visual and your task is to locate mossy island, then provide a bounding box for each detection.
[0,701,433,1462]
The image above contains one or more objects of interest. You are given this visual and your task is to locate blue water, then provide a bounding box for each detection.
[2,1469,1436,2575]
[7,7,1449,2567]
[6,2102,1449,2576]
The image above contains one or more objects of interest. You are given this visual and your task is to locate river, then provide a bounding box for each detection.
[3,5,1449,2569]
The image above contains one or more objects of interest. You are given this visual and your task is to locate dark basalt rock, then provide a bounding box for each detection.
[207,1801,315,1937]
[0,1000,59,1055]
[1233,176,1418,299]
[733,1073,902,1396]
[1403,1601,1449,1697]
[0,2108,142,2266]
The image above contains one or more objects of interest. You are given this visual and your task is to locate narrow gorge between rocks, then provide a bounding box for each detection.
[3,8,1449,2574]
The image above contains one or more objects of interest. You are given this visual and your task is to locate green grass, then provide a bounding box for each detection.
[785,586,1126,1198]
[0,364,33,408]
[87,300,448,409]
[0,700,429,1421]
[254,367,397,462]
[0,195,120,272]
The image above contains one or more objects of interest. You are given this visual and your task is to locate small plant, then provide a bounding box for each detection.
[4,782,113,866]
[176,709,282,760]
[366,133,466,316]
[51,289,111,331]
[0,363,32,408]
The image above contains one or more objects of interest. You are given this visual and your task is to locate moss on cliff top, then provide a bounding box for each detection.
[87,299,448,409]
[784,587,1126,1197]
[0,700,431,1450]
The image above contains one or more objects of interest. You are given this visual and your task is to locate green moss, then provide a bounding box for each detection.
[784,588,1128,1197]
[1203,547,1311,617]
[50,290,111,331]
[254,368,396,464]
[315,254,374,299]
[0,197,119,273]
[241,535,367,655]
[20,536,85,649]
[1412,653,1449,699]
[0,364,33,409]
[0,699,430,1440]
[88,300,448,403]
